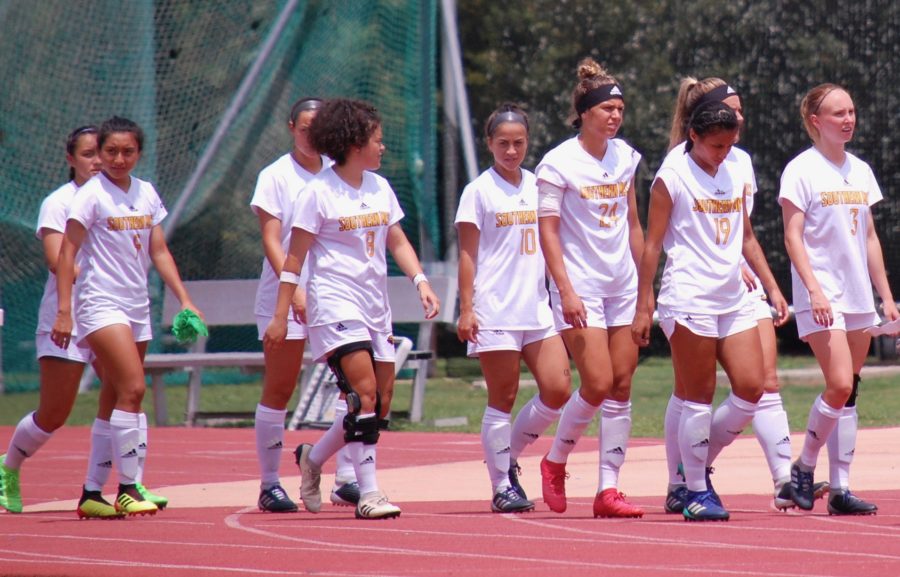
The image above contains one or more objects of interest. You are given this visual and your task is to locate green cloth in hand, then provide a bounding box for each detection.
[172,309,208,344]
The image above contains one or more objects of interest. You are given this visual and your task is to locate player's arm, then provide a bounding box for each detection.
[632,178,670,346]
[149,224,201,318]
[782,199,831,326]
[865,211,899,322]
[740,196,788,326]
[456,222,479,343]
[50,219,85,347]
[386,223,439,319]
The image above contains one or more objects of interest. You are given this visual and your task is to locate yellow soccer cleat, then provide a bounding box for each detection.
[115,485,158,517]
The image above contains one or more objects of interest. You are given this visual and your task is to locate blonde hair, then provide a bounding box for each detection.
[667,77,727,150]
[800,83,847,143]
[568,57,618,128]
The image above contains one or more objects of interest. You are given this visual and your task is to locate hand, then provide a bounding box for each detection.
[51,311,74,349]
[882,301,900,326]
[263,317,288,351]
[417,281,440,320]
[769,290,791,327]
[809,288,833,327]
[631,310,652,347]
[291,287,307,324]
[561,291,587,329]
[741,265,757,292]
[457,309,478,343]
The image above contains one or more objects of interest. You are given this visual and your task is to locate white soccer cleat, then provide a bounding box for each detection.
[294,443,322,513]
[355,491,401,520]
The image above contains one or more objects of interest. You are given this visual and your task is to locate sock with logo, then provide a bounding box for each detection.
[827,405,857,491]
[347,413,378,495]
[4,412,52,470]
[84,418,113,492]
[752,392,792,485]
[136,412,150,484]
[509,395,560,462]
[255,404,287,489]
[800,395,841,469]
[599,399,632,491]
[664,394,685,486]
[708,393,758,464]
[481,406,512,492]
[109,409,141,486]
[678,400,712,492]
[547,390,598,464]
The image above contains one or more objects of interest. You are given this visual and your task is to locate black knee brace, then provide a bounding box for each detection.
[344,413,380,444]
[846,374,860,407]
[327,340,374,414]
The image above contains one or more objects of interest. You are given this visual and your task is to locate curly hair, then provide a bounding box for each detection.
[308,99,381,165]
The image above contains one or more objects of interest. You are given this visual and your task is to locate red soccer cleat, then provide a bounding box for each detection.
[540,455,568,513]
[593,488,644,518]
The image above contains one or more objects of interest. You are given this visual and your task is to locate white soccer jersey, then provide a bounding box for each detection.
[535,137,641,297]
[67,172,167,325]
[35,181,83,334]
[292,167,404,331]
[655,148,747,314]
[778,147,881,314]
[454,167,552,330]
[249,153,329,317]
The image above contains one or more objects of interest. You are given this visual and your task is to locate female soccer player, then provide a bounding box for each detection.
[250,97,359,513]
[456,103,571,514]
[265,98,439,520]
[781,83,898,515]
[534,57,646,517]
[0,126,117,517]
[51,116,201,517]
[633,101,788,521]
[661,78,818,514]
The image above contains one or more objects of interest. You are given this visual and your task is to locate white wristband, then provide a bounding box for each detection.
[412,273,428,289]
[279,271,301,285]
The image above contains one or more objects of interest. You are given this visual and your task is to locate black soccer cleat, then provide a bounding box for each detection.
[827,490,877,516]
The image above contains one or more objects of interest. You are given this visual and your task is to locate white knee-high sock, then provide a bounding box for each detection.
[137,412,149,484]
[800,395,841,469]
[599,399,632,491]
[664,395,685,486]
[679,400,712,492]
[255,404,287,489]
[332,400,357,484]
[84,419,113,492]
[109,409,140,486]
[348,413,378,495]
[547,391,599,464]
[752,392,792,485]
[309,399,349,469]
[4,412,52,470]
[510,396,560,462]
[481,406,512,492]
[827,406,857,491]
[708,393,758,465]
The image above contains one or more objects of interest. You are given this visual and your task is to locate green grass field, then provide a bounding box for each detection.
[1,356,897,436]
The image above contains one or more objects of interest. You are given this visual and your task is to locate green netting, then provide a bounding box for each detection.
[0,0,437,391]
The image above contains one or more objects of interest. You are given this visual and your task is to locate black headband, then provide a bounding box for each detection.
[575,84,624,115]
[290,98,323,121]
[487,110,528,136]
[693,84,739,111]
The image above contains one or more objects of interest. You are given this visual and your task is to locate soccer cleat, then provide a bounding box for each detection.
[540,455,568,513]
[77,488,124,519]
[135,482,169,510]
[293,443,322,513]
[827,490,878,516]
[664,485,688,514]
[115,484,158,516]
[330,480,361,506]
[593,488,644,518]
[683,489,730,521]
[0,455,23,513]
[491,486,535,514]
[789,460,816,511]
[508,460,527,500]
[355,491,401,519]
[774,480,830,511]
[258,484,298,513]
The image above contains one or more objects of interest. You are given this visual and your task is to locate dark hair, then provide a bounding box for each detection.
[66,125,98,181]
[668,77,729,150]
[684,101,738,152]
[98,116,144,152]
[289,97,324,124]
[308,99,380,166]
[484,102,529,138]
